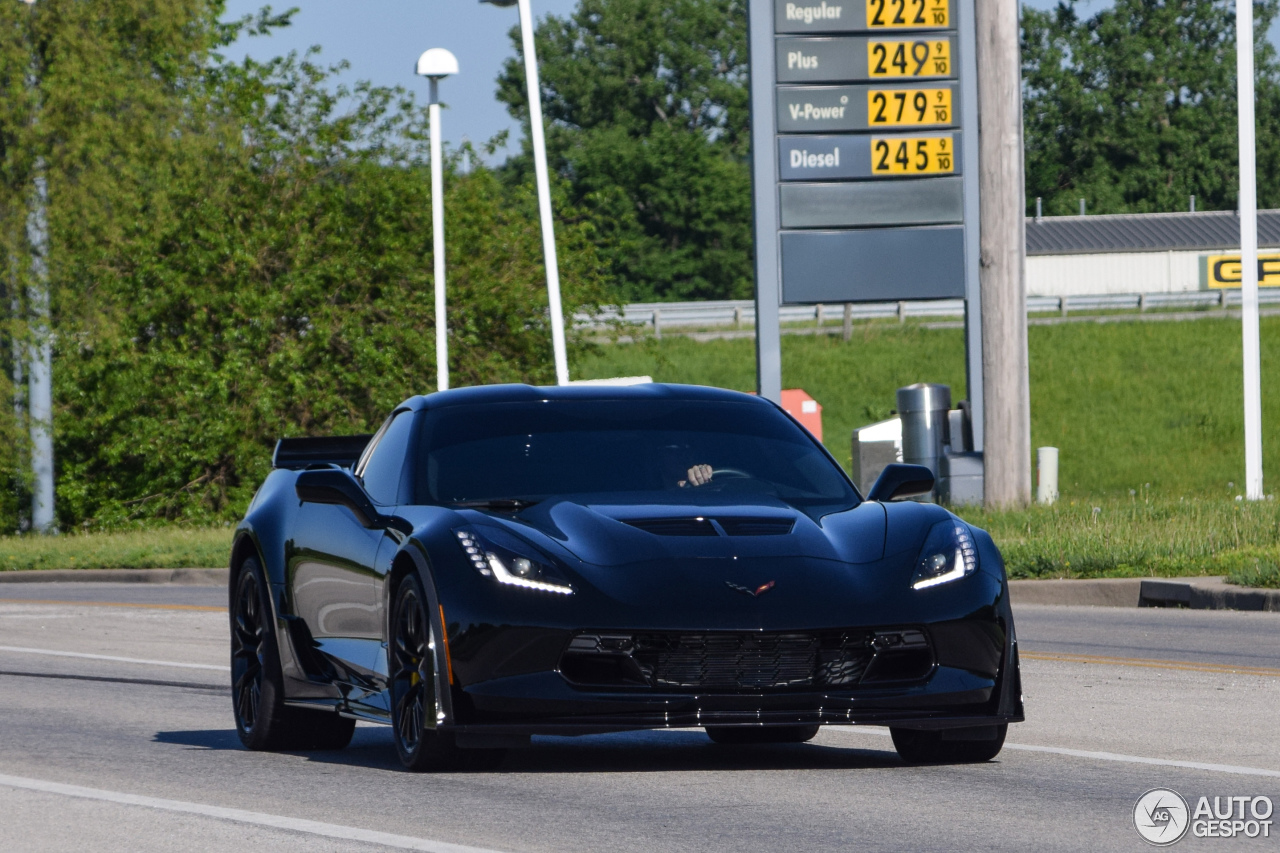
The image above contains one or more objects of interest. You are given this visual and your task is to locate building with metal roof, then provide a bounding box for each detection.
[1027,209,1280,255]
[1024,209,1280,296]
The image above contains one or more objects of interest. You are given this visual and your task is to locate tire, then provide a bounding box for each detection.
[705,725,820,745]
[231,557,355,752]
[231,558,294,751]
[890,724,1007,764]
[390,573,504,772]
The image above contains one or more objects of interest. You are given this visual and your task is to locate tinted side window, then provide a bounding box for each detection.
[360,411,414,505]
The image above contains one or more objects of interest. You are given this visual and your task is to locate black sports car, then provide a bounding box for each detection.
[230,383,1023,771]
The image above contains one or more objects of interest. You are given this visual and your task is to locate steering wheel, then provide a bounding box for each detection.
[710,467,753,479]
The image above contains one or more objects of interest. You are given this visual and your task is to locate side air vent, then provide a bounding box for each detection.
[717,517,796,536]
[623,518,718,537]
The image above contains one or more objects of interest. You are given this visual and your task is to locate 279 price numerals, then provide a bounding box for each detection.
[867,88,952,126]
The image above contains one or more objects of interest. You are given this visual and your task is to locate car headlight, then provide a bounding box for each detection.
[911,520,978,590]
[453,527,573,595]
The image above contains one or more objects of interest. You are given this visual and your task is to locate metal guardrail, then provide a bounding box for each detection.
[577,290,1280,332]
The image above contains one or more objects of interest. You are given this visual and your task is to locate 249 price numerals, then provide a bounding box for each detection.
[867,88,952,126]
[871,135,955,174]
[869,40,950,78]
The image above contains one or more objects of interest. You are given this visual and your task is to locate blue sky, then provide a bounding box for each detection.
[221,1,1275,163]
[220,0,580,159]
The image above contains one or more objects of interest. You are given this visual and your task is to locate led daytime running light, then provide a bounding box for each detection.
[485,553,573,595]
[454,529,573,595]
[455,530,492,576]
[912,522,978,590]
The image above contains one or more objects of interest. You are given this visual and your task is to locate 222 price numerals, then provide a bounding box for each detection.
[871,136,955,174]
[867,88,952,126]
[869,40,950,78]
[866,0,949,28]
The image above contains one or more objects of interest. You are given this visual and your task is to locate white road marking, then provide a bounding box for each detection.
[0,645,228,672]
[0,773,508,853]
[827,727,1280,778]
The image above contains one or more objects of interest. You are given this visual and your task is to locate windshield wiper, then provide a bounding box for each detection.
[448,498,541,512]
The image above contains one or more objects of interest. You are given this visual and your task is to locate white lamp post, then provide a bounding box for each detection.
[481,0,570,386]
[416,48,459,393]
[1236,0,1264,500]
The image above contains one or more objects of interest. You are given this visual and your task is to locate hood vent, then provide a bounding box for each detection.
[624,518,718,537]
[622,517,795,537]
[717,517,796,537]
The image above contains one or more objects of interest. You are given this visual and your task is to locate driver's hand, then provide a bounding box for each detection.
[682,464,713,488]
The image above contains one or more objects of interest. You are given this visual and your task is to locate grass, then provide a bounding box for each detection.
[0,498,1276,589]
[0,526,230,572]
[576,316,1280,499]
[954,496,1280,584]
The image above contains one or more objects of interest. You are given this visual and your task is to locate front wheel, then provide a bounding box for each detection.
[890,724,1007,764]
[390,574,504,772]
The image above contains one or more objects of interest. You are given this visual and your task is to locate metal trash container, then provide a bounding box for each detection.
[896,384,951,496]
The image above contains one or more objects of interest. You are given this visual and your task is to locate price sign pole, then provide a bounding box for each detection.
[748,0,984,445]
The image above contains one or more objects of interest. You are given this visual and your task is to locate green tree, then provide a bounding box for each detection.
[1022,0,1280,214]
[0,4,608,529]
[498,0,754,302]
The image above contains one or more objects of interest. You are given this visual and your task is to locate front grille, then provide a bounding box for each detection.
[562,630,884,691]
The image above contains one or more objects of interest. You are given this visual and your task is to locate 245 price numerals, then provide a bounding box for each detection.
[871,136,955,174]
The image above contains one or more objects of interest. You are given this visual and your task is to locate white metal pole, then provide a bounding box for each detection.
[429,80,449,393]
[1237,0,1264,500]
[516,0,570,386]
[26,168,54,532]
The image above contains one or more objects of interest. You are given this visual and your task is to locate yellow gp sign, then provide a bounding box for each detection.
[1204,252,1280,288]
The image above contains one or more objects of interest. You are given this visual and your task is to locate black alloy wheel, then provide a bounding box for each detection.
[390,574,504,772]
[232,558,287,749]
[890,724,1007,764]
[705,725,820,745]
[231,557,355,752]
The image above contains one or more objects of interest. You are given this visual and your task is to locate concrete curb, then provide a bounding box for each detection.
[1009,578,1145,608]
[1010,576,1280,612]
[0,568,227,585]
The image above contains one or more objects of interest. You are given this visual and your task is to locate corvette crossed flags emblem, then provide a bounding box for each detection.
[725,580,776,597]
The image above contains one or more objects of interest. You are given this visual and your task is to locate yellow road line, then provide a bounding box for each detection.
[0,598,223,613]
[1022,650,1280,678]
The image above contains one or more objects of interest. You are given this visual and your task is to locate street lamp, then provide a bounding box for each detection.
[416,48,459,393]
[481,0,570,386]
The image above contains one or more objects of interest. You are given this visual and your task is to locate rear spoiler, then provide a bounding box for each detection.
[272,434,373,470]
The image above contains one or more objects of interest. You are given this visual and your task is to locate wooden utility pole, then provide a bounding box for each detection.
[975,0,1031,507]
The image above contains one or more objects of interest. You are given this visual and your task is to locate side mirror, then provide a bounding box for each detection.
[867,464,936,502]
[295,468,384,528]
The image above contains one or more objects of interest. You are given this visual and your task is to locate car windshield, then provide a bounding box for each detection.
[417,399,858,517]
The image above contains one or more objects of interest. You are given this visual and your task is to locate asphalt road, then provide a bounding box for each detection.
[0,588,1278,852]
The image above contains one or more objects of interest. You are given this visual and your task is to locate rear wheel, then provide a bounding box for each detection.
[231,558,354,751]
[890,724,1007,764]
[390,574,504,772]
[705,725,820,745]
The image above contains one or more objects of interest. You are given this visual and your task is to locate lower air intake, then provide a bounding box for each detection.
[562,630,900,692]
